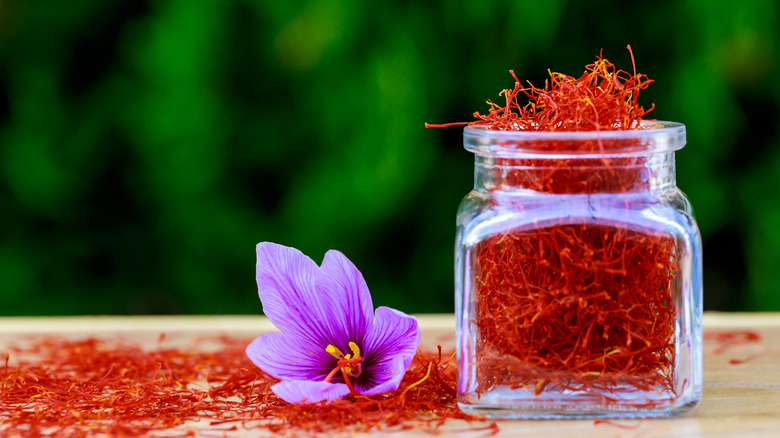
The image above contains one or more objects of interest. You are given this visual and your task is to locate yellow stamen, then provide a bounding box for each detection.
[342,352,354,373]
[323,341,363,396]
[326,344,344,359]
[348,342,361,358]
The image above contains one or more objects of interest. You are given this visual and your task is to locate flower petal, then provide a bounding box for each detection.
[271,380,351,404]
[255,243,334,344]
[314,250,374,345]
[356,306,420,394]
[357,354,408,396]
[246,332,334,381]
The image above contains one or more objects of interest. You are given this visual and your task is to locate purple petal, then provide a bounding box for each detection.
[314,250,374,345]
[271,380,351,404]
[358,354,408,396]
[246,332,334,381]
[255,243,334,344]
[355,306,420,395]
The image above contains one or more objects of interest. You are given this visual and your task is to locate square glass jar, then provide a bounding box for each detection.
[455,122,702,418]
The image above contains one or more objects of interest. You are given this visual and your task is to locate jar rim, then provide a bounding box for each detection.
[464,121,686,158]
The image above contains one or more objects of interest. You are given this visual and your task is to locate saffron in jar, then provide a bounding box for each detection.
[431,47,703,418]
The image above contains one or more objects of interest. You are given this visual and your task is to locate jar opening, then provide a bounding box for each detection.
[464,121,685,158]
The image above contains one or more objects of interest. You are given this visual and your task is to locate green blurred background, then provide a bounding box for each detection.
[0,0,778,315]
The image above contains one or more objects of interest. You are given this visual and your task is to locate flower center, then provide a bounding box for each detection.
[323,341,362,395]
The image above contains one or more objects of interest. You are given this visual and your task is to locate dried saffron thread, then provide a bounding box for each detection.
[0,336,495,437]
[429,47,682,404]
[703,330,764,365]
[702,330,762,354]
[593,419,643,430]
[426,46,654,132]
[475,224,678,399]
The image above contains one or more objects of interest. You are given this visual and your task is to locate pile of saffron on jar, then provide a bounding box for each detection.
[0,336,496,437]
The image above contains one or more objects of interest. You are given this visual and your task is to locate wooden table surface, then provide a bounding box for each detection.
[0,312,778,437]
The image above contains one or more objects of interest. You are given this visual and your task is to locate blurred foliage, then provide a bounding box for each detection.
[0,0,778,315]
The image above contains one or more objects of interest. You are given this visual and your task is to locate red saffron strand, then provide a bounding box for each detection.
[425,46,655,132]
[703,330,762,354]
[0,336,495,437]
[593,419,643,430]
[703,330,764,365]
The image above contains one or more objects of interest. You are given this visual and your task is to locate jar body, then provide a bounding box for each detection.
[455,123,702,418]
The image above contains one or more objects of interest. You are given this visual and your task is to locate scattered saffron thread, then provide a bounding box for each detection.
[400,362,432,405]
[0,336,496,437]
[703,330,764,365]
[593,419,643,430]
[703,330,762,354]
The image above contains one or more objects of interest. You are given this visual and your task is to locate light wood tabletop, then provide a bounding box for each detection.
[0,313,777,437]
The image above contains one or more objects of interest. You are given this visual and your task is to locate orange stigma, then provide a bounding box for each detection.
[323,342,362,395]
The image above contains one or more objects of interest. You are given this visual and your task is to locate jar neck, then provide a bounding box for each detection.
[474,153,676,194]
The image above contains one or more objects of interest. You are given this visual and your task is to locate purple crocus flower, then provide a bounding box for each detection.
[246,243,421,404]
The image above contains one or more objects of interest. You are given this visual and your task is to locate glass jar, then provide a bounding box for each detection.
[455,122,702,418]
